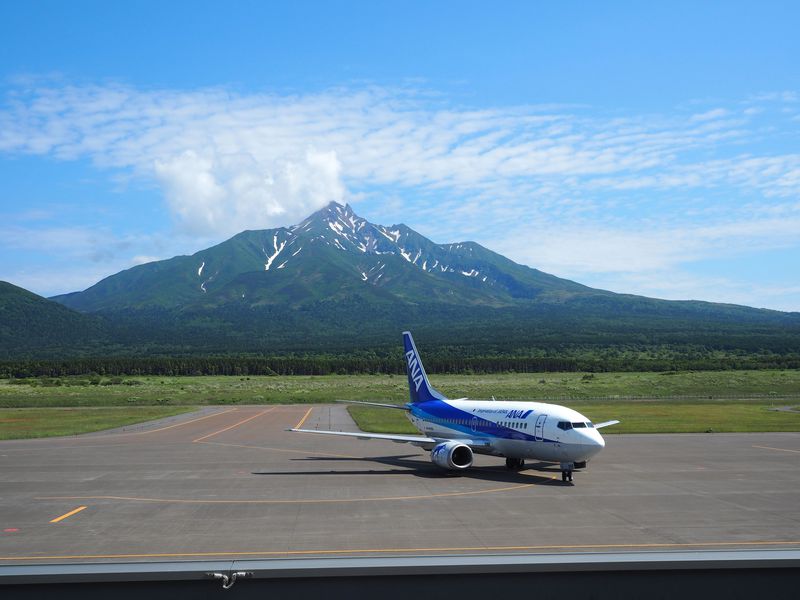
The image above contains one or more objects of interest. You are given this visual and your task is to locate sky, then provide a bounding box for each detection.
[0,0,798,311]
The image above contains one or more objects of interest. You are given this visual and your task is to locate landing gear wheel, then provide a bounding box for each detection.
[561,470,573,482]
[505,457,524,471]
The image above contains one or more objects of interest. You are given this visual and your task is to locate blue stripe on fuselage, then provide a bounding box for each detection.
[409,400,556,444]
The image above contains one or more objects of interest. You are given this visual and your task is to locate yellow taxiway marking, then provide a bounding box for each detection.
[49,506,87,524]
[753,445,800,454]
[294,407,313,429]
[199,439,360,459]
[0,408,241,448]
[192,407,275,443]
[2,540,799,562]
[37,482,539,505]
[97,407,240,438]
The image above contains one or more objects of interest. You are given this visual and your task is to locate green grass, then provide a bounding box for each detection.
[0,407,193,440]
[1,370,799,408]
[348,401,800,434]
[1,370,798,437]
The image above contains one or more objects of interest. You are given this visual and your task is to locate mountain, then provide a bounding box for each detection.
[0,201,778,359]
[0,281,111,358]
[53,202,595,312]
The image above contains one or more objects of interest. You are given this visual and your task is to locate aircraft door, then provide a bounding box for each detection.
[534,414,547,441]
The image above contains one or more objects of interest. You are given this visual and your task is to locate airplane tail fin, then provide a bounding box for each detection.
[403,331,448,404]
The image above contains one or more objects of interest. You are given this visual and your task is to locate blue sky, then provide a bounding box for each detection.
[1,0,798,310]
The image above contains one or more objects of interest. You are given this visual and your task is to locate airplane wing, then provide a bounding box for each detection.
[288,428,494,449]
[334,400,410,410]
[289,428,436,445]
[595,420,620,429]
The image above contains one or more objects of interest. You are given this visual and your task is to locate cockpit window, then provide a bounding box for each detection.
[557,421,572,431]
[572,422,586,428]
[586,422,594,428]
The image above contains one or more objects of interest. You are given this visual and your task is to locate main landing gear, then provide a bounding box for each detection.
[505,457,524,471]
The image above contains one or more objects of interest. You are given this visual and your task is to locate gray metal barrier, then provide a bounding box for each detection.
[2,549,799,599]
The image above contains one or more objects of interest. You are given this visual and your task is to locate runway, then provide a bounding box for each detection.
[1,405,799,563]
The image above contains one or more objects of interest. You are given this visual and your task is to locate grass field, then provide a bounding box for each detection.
[0,370,798,438]
[1,370,799,407]
[0,407,193,440]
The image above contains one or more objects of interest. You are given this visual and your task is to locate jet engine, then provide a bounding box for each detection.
[430,441,473,470]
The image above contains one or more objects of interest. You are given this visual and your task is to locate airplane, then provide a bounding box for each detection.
[290,331,619,483]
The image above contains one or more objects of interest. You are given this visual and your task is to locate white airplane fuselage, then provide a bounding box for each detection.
[407,398,606,464]
[291,331,617,482]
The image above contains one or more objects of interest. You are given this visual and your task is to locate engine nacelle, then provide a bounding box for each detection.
[430,441,473,470]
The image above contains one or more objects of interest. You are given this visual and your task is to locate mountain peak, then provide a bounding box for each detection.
[52,201,592,311]
[294,201,358,231]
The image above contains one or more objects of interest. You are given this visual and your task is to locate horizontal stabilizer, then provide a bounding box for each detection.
[595,420,621,429]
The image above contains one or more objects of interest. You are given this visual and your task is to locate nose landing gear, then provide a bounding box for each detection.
[560,461,575,483]
[561,469,573,482]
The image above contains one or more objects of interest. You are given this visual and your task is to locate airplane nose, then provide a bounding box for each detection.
[585,430,605,451]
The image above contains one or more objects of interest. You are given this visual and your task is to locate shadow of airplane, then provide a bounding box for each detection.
[252,454,568,486]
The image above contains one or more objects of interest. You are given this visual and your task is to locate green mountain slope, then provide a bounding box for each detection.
[51,203,600,312]
[9,201,794,359]
[0,281,111,358]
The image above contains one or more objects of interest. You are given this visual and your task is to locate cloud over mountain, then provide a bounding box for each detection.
[1,81,798,308]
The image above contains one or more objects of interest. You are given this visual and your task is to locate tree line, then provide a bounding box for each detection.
[2,353,798,379]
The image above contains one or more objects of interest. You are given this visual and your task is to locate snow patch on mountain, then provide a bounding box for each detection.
[279,201,492,286]
[264,234,287,271]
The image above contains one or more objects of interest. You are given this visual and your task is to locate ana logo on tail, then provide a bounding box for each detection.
[406,350,424,392]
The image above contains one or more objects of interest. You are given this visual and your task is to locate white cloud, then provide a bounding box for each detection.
[493,215,800,277]
[1,82,799,308]
[597,271,800,313]
[690,108,730,122]
[0,224,188,294]
[131,255,163,266]
[2,83,799,238]
[151,146,344,236]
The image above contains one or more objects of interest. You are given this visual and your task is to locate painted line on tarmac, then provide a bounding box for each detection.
[753,445,800,454]
[94,407,241,438]
[2,540,800,562]
[36,481,540,505]
[0,408,241,448]
[294,407,313,429]
[192,407,275,443]
[198,439,360,459]
[49,506,87,524]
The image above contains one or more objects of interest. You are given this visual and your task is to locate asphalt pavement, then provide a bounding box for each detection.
[1,405,799,564]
